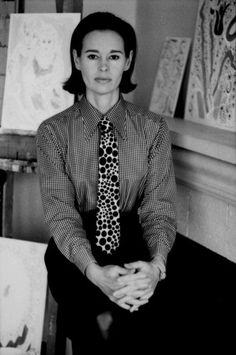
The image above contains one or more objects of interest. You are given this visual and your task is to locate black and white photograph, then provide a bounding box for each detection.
[0,1,235,354]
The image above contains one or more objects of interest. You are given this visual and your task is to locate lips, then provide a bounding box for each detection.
[95,78,112,83]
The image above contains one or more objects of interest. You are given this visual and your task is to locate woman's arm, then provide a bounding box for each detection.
[36,121,96,274]
[112,116,177,309]
[139,116,177,263]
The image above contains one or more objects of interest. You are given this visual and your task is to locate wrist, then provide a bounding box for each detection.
[151,255,166,281]
[85,261,100,282]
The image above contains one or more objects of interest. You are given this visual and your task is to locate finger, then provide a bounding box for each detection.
[115,266,133,275]
[124,288,152,299]
[117,295,149,307]
[113,285,141,298]
[110,295,131,310]
[114,280,150,298]
[116,301,131,310]
[114,284,150,298]
[113,286,130,298]
[140,290,154,300]
[128,278,151,289]
[124,261,145,270]
[116,280,150,295]
[120,278,151,292]
[118,272,148,284]
[130,305,139,312]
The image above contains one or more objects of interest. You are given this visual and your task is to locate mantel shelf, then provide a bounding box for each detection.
[166,117,236,165]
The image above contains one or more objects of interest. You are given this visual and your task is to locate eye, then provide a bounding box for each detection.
[87,54,99,60]
[109,54,120,60]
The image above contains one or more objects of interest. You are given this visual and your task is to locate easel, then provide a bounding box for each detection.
[0,134,36,236]
[0,0,35,236]
[0,0,83,233]
[0,1,83,353]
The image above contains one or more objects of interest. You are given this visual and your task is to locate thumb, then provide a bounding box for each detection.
[116,266,131,275]
[124,261,144,270]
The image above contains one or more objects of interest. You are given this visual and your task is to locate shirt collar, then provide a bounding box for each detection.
[78,95,127,140]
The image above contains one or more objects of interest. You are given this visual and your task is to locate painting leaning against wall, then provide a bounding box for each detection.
[149,37,191,118]
[184,0,236,131]
[0,12,80,135]
[0,238,47,355]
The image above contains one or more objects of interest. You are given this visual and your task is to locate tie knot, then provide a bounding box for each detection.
[99,116,113,134]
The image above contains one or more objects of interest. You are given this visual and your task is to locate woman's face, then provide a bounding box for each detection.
[73,30,132,101]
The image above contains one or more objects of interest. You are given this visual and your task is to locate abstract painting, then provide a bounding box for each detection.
[149,37,191,117]
[0,238,47,355]
[184,0,236,131]
[0,13,81,134]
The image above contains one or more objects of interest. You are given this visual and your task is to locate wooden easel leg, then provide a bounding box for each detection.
[0,169,7,235]
[2,171,14,237]
[73,0,83,13]
[56,0,83,13]
[56,0,64,13]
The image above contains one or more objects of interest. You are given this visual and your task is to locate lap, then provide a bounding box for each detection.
[44,210,162,342]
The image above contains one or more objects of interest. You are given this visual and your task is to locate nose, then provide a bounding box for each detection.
[99,59,109,72]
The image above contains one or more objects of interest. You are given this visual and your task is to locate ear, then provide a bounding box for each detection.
[124,50,133,71]
[73,49,81,70]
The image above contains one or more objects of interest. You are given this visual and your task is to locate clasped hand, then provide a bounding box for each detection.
[86,261,161,312]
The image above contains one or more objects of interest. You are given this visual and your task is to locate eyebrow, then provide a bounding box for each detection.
[84,49,124,53]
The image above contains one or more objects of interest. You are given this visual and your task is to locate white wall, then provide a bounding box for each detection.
[134,0,199,110]
[83,0,137,27]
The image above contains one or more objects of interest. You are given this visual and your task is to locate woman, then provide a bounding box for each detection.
[36,11,177,354]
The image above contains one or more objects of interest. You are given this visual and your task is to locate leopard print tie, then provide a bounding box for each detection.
[96,116,120,254]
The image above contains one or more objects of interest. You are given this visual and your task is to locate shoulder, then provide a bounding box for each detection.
[36,102,83,152]
[124,100,168,131]
[37,102,81,134]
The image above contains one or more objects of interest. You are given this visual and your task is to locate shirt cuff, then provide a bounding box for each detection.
[152,242,169,263]
[72,246,97,274]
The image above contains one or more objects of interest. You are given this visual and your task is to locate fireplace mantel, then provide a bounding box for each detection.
[166,117,236,264]
[166,117,236,164]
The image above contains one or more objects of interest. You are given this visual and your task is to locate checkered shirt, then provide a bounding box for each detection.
[36,95,177,274]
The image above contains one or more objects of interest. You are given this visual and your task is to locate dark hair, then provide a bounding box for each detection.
[63,11,137,95]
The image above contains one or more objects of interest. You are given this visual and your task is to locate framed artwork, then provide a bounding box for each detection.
[0,238,48,355]
[149,37,191,117]
[184,0,236,131]
[0,12,81,134]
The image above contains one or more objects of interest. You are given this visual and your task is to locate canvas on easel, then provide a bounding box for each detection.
[184,0,236,131]
[0,12,81,135]
[149,37,191,117]
[0,1,16,121]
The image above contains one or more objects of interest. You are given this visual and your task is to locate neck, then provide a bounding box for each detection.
[86,92,120,114]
